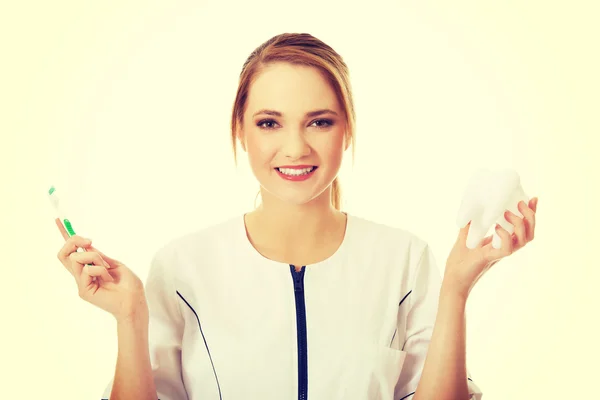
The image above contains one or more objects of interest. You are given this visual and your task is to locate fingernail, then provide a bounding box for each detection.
[104,261,110,268]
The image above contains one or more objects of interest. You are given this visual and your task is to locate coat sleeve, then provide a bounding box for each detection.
[101,247,188,400]
[395,244,483,400]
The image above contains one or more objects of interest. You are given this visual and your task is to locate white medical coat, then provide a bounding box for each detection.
[101,213,483,399]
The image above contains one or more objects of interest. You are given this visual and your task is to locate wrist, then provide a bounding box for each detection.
[440,278,469,305]
[115,297,149,326]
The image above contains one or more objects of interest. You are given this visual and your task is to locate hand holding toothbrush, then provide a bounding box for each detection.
[50,186,148,322]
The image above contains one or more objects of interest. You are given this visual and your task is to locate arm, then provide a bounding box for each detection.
[412,196,538,399]
[412,284,470,400]
[110,308,159,400]
[396,244,482,400]
[100,247,188,400]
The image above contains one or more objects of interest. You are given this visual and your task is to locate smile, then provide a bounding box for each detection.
[275,166,318,181]
[276,166,316,175]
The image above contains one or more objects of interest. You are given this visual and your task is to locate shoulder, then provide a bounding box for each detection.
[150,214,242,270]
[348,213,429,251]
[347,213,431,266]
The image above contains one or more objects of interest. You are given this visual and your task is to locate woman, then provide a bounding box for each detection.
[55,33,538,400]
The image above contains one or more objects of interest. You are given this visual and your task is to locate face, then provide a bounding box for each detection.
[238,62,349,207]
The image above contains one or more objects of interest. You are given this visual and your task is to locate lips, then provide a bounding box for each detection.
[275,166,318,181]
[276,166,317,174]
[275,165,317,169]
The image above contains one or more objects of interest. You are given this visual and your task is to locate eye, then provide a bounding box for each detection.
[256,118,335,130]
[311,119,334,129]
[257,119,279,130]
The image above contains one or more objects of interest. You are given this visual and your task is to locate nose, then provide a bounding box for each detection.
[281,129,311,160]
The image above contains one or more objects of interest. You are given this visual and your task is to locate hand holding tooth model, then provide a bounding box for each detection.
[457,168,530,249]
[442,169,539,299]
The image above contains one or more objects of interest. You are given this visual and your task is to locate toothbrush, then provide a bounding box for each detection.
[48,186,93,268]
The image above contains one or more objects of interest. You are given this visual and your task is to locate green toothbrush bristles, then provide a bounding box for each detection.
[64,219,76,236]
[49,186,56,195]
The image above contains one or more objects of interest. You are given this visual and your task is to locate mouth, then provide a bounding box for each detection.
[275,166,318,176]
[274,166,318,181]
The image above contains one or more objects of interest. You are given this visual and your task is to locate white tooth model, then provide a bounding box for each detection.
[456,168,530,249]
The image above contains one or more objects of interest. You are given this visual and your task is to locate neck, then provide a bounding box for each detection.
[249,188,344,249]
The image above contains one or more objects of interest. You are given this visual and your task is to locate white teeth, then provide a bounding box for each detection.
[277,167,316,176]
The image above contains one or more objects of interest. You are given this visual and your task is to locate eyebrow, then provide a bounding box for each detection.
[252,109,339,118]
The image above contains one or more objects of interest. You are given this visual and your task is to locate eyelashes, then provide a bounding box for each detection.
[256,118,334,131]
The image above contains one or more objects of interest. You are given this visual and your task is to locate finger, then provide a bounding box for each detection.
[81,265,114,283]
[57,235,93,273]
[490,223,513,258]
[458,221,471,243]
[78,266,111,295]
[78,267,94,293]
[529,197,538,213]
[69,250,111,282]
[55,218,70,241]
[478,234,494,248]
[519,199,537,241]
[88,245,119,269]
[79,266,116,301]
[504,209,526,249]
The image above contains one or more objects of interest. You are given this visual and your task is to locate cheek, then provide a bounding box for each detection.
[321,132,345,166]
[246,134,275,166]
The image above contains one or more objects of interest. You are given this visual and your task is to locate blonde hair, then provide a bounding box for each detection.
[230,33,356,210]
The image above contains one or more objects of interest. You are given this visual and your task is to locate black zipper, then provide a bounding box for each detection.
[290,265,308,400]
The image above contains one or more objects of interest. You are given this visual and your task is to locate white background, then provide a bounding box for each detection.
[2,1,598,398]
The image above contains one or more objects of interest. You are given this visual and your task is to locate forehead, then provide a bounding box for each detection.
[247,62,339,115]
